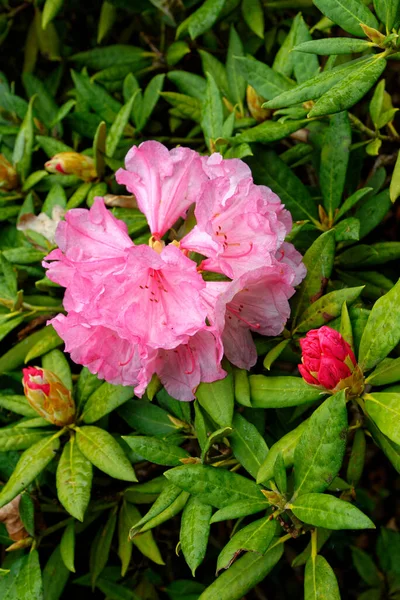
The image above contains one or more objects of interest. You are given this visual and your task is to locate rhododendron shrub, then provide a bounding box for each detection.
[1,2,400,599]
[44,142,305,401]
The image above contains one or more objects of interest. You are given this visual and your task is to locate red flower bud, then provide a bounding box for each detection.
[299,327,363,397]
[22,366,75,426]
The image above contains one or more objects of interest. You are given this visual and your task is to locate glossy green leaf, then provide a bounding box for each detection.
[314,0,379,36]
[366,357,400,386]
[358,279,400,371]
[257,420,309,483]
[196,371,234,428]
[365,392,400,445]
[373,0,400,29]
[60,522,75,573]
[210,500,270,523]
[198,540,283,600]
[19,492,35,536]
[294,38,371,55]
[290,493,375,529]
[295,286,363,332]
[201,72,224,151]
[230,413,269,479]
[292,528,331,567]
[0,395,37,418]
[106,93,136,157]
[308,57,386,117]
[0,434,60,508]
[76,368,102,411]
[293,391,347,498]
[15,549,43,600]
[390,151,400,203]
[97,1,116,43]
[42,349,72,391]
[118,399,178,438]
[217,517,277,573]
[293,14,319,84]
[250,375,322,408]
[56,436,92,521]
[12,96,35,182]
[129,483,184,536]
[241,0,264,38]
[230,118,307,145]
[122,436,189,466]
[236,57,295,101]
[42,545,69,600]
[0,428,51,452]
[320,111,351,216]
[164,464,265,508]
[351,546,381,587]
[75,426,137,482]
[246,149,318,222]
[180,496,212,576]
[226,26,245,113]
[177,0,226,39]
[24,326,63,363]
[304,555,340,600]
[90,508,117,588]
[291,230,336,326]
[81,383,133,424]
[233,368,251,407]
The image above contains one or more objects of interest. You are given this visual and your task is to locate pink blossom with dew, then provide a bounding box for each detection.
[181,176,291,278]
[202,261,298,370]
[115,141,206,239]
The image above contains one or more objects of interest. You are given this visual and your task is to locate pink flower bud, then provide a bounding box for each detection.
[45,152,97,182]
[22,367,75,426]
[299,327,362,396]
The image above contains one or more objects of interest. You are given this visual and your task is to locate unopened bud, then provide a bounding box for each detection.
[246,86,272,123]
[360,24,386,46]
[45,152,97,182]
[0,154,18,190]
[22,366,75,426]
[299,326,364,398]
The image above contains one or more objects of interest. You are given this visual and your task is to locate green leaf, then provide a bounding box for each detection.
[164,464,265,508]
[122,436,189,466]
[272,18,297,77]
[346,428,366,486]
[226,26,245,113]
[106,93,136,158]
[230,413,269,479]
[15,549,44,600]
[196,371,234,428]
[19,492,35,536]
[265,56,373,109]
[351,546,381,587]
[168,71,206,101]
[24,326,63,363]
[292,528,331,567]
[334,217,360,242]
[92,121,106,180]
[210,500,269,523]
[177,0,226,40]
[308,57,387,118]
[198,540,283,600]
[390,151,400,203]
[233,368,251,407]
[118,399,178,438]
[290,493,375,529]
[97,1,116,43]
[217,517,277,573]
[320,111,351,217]
[0,428,51,452]
[294,38,372,55]
[358,279,400,371]
[291,230,336,326]
[71,45,152,69]
[42,0,63,29]
[293,14,319,84]
[249,375,322,408]
[230,118,308,145]
[75,426,137,482]
[130,483,183,536]
[137,74,165,130]
[366,357,400,386]
[23,73,59,128]
[295,286,363,332]
[246,149,318,222]
[236,57,295,101]
[304,555,340,600]
[314,0,379,36]
[90,508,117,588]
[60,522,75,573]
[201,72,224,151]
[257,420,309,483]
[162,92,202,122]
[0,434,60,508]
[365,392,400,445]
[273,453,287,494]
[12,96,35,182]
[241,0,264,38]
[71,70,121,124]
[368,415,400,474]
[42,349,72,391]
[81,383,133,424]
[199,50,229,98]
[166,41,191,66]
[373,0,400,30]
[0,395,35,418]
[293,391,347,498]
[42,545,69,600]
[76,368,102,411]
[180,496,212,576]
[56,436,92,521]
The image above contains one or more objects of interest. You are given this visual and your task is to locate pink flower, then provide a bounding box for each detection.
[181,176,291,278]
[202,262,297,370]
[116,141,206,239]
[299,327,359,392]
[276,242,307,286]
[50,312,155,394]
[154,329,226,401]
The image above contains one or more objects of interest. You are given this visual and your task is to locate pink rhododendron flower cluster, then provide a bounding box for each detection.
[44,141,306,401]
